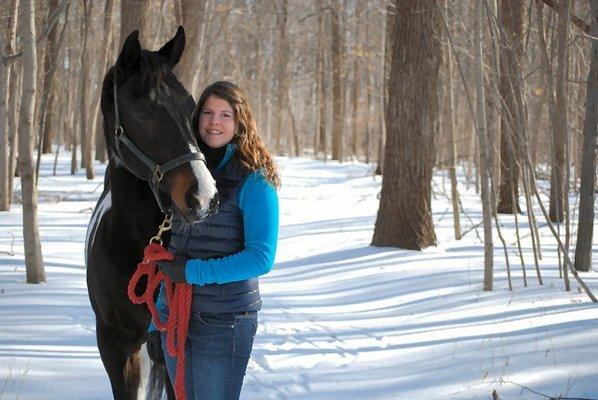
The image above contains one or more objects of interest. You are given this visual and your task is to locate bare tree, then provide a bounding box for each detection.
[330,0,345,161]
[548,0,570,223]
[473,0,494,291]
[80,0,94,180]
[0,3,12,211]
[574,0,597,272]
[315,4,328,159]
[350,1,363,159]
[35,0,69,183]
[40,0,65,155]
[120,0,149,47]
[91,0,115,164]
[372,0,440,250]
[175,0,208,97]
[497,0,525,214]
[272,0,289,154]
[3,0,21,209]
[18,0,45,283]
[375,3,389,175]
[443,0,461,240]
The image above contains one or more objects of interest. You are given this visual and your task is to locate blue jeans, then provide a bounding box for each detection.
[161,311,258,400]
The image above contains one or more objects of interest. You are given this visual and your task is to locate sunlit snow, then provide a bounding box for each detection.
[1,149,596,399]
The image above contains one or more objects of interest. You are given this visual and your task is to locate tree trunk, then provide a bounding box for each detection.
[364,3,371,164]
[68,46,78,176]
[473,0,494,291]
[375,4,389,176]
[18,0,46,283]
[316,6,327,159]
[0,45,8,211]
[40,0,61,155]
[549,0,570,223]
[350,1,362,159]
[443,0,461,240]
[0,2,12,211]
[314,3,326,158]
[497,0,525,214]
[173,0,207,94]
[573,0,597,272]
[330,0,345,161]
[90,0,114,164]
[80,0,94,180]
[36,0,69,183]
[120,0,149,47]
[372,0,439,250]
[7,0,20,203]
[272,0,289,154]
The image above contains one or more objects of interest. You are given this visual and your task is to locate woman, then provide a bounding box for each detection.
[152,80,280,399]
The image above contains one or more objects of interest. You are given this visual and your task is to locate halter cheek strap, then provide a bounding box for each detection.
[112,80,207,214]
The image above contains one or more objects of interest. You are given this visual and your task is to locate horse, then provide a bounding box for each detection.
[86,27,218,400]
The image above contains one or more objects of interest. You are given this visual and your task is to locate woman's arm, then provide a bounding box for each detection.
[185,172,279,285]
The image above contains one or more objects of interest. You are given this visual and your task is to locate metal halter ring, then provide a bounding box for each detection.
[153,168,164,184]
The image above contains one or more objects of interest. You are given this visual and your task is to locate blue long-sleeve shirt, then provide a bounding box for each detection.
[185,169,279,284]
[149,146,278,331]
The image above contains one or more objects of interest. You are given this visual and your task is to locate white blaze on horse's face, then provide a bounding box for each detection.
[165,142,218,224]
[189,143,218,215]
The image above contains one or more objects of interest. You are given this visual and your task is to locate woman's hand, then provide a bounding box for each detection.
[157,254,188,283]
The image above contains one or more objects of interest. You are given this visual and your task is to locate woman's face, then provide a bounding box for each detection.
[197,95,236,149]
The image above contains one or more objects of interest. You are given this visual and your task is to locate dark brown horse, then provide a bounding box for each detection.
[86,27,217,399]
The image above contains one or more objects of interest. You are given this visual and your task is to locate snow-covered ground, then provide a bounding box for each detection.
[1,149,597,400]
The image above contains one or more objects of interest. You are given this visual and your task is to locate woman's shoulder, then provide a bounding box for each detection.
[238,170,277,209]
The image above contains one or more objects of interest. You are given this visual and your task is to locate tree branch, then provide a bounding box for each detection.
[2,51,22,65]
[539,0,592,34]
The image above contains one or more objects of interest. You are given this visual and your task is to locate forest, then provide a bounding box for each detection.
[0,0,597,398]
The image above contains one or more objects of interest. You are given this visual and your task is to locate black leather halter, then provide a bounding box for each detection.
[112,80,206,214]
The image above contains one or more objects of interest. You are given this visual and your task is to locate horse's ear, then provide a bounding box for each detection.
[117,30,142,72]
[156,26,185,66]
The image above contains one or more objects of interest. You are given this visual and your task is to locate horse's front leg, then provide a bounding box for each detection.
[97,321,141,400]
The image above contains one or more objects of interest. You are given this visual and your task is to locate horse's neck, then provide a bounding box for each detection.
[107,163,162,242]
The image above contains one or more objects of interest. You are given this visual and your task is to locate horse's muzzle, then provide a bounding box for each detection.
[184,188,219,223]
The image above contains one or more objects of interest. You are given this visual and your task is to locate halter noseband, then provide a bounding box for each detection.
[112,80,206,214]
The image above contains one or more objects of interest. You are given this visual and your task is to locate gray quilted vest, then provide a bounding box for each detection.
[168,157,262,313]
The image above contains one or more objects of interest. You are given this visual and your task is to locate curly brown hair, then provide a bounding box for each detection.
[192,81,280,189]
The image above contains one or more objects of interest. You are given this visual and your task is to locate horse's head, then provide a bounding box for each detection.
[101,27,218,223]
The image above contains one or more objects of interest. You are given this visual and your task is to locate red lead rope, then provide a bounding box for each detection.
[127,242,192,400]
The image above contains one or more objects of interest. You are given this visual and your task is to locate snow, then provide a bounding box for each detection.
[1,150,597,400]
